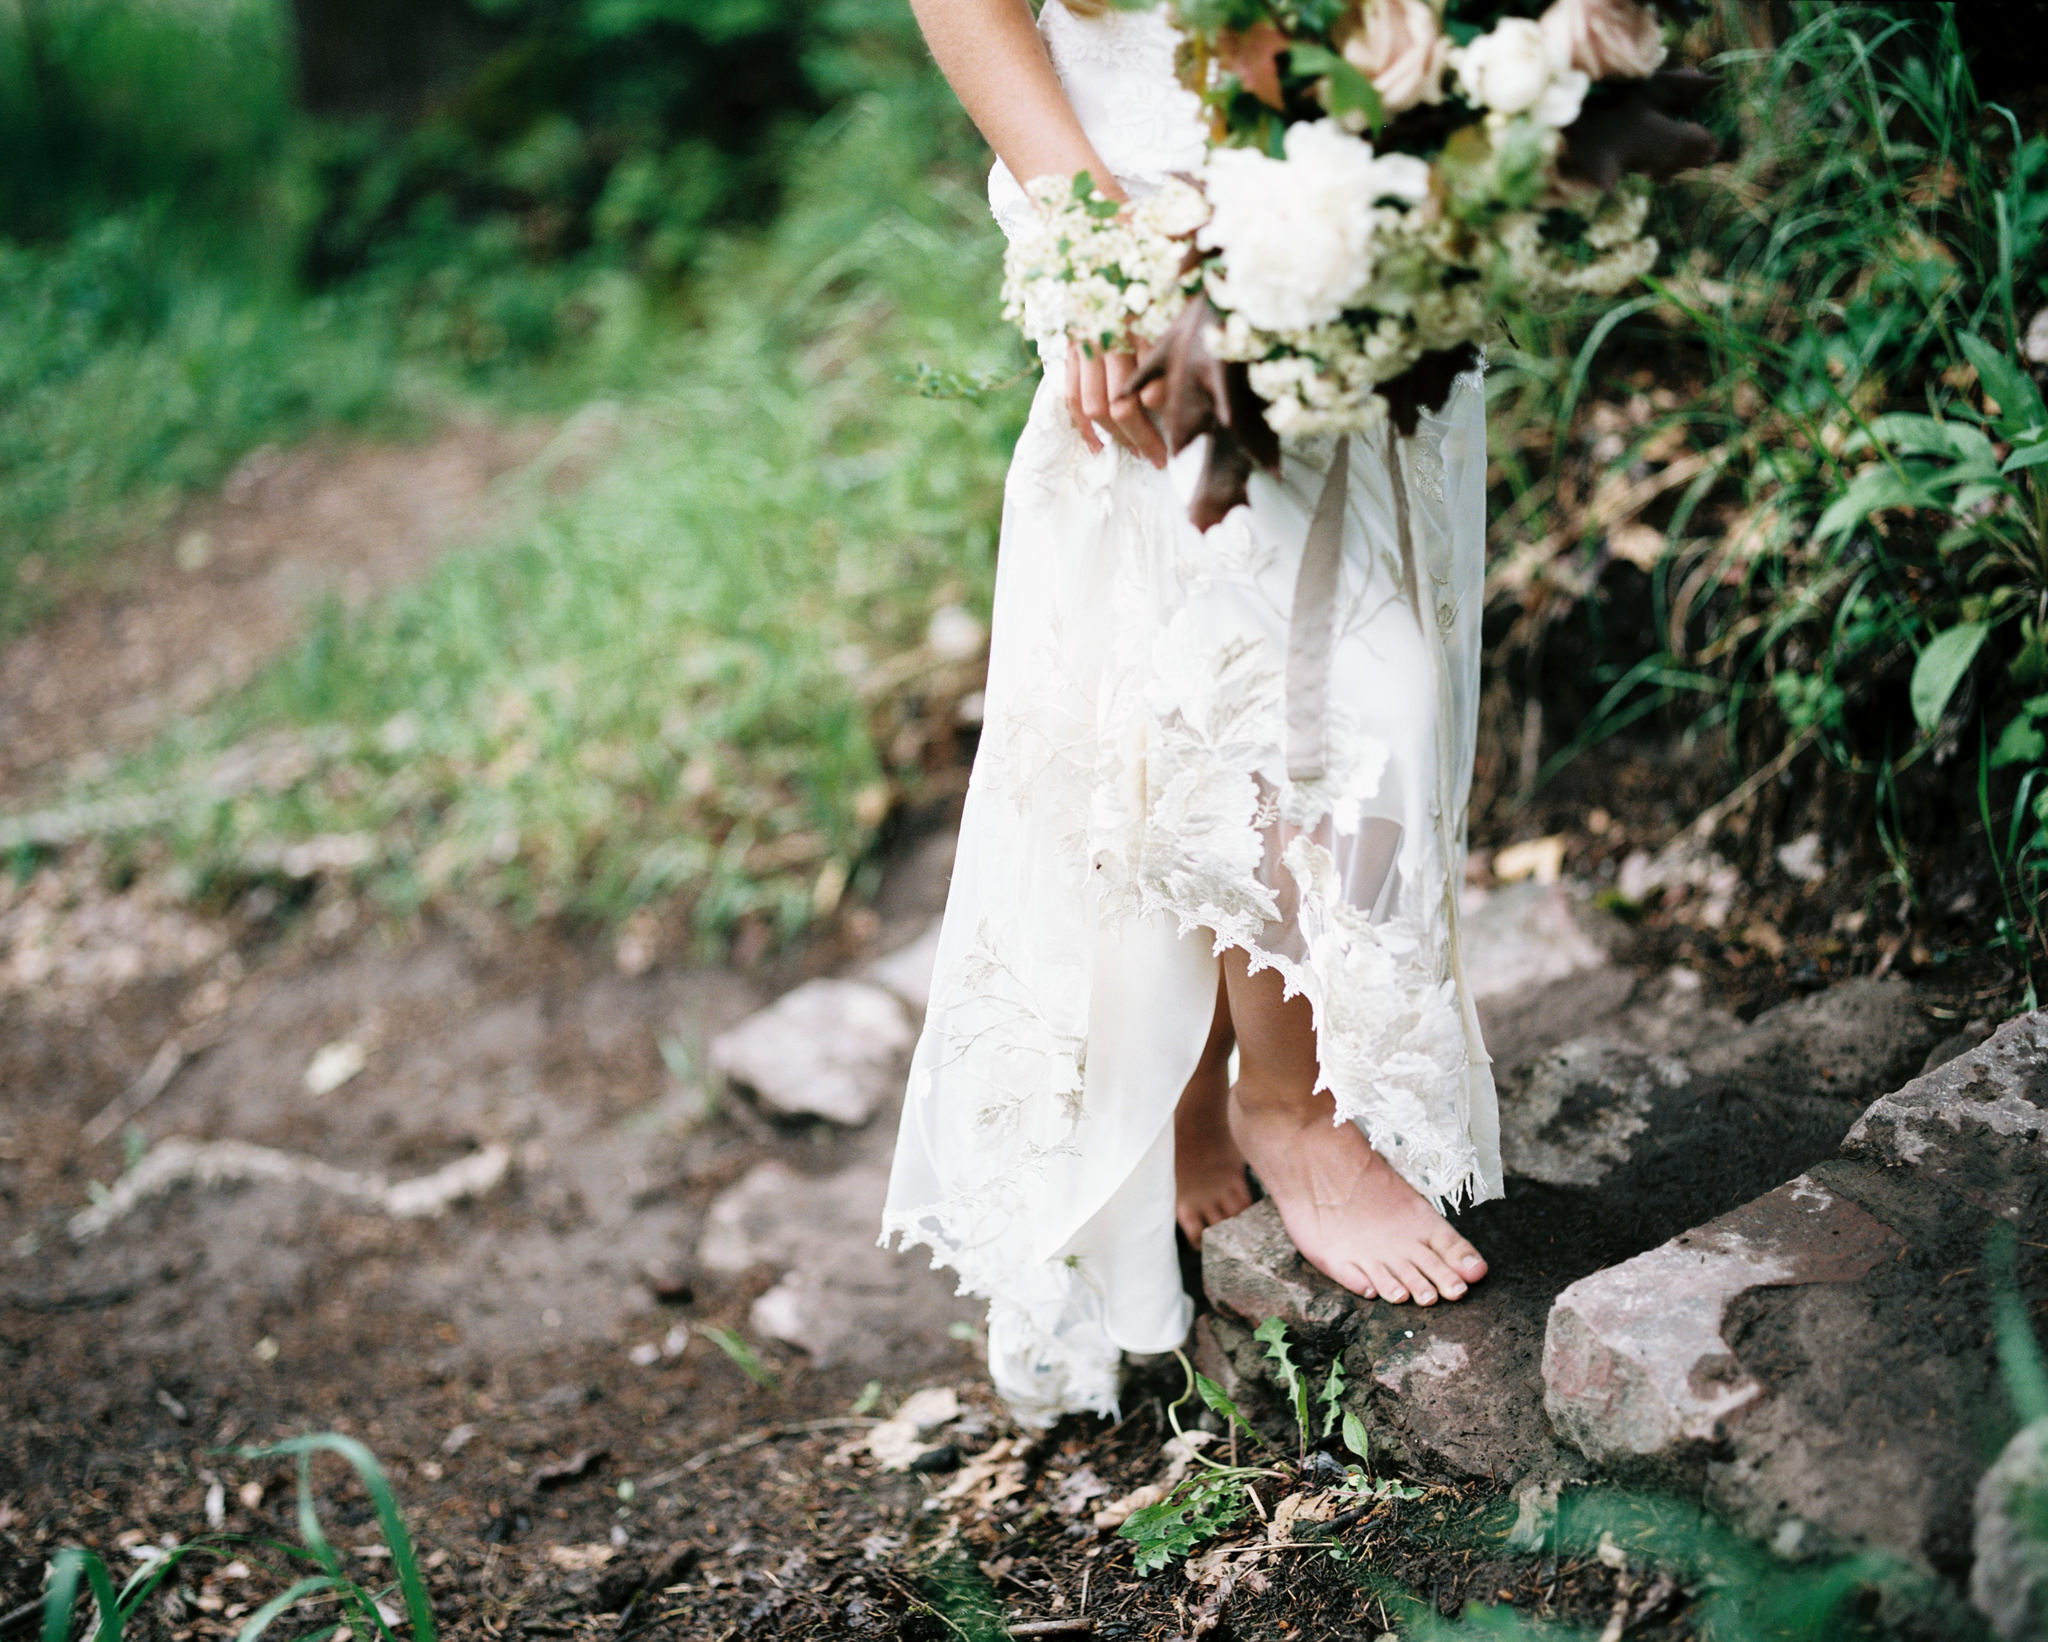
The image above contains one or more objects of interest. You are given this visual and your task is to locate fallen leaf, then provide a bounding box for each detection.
[545,1544,616,1571]
[303,1040,366,1097]
[865,1386,962,1471]
[1492,836,1567,886]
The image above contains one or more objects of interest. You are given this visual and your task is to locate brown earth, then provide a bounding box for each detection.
[0,411,631,809]
[0,416,1981,1642]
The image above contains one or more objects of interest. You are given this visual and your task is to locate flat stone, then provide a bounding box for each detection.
[1459,881,1611,1003]
[1542,1174,1902,1473]
[699,1159,977,1372]
[707,977,914,1125]
[1843,1011,2048,1212]
[1498,1039,1692,1188]
[1543,1014,2048,1574]
[696,1160,835,1274]
[862,920,942,1012]
[1973,1417,2048,1640]
[1202,1199,1352,1332]
[1690,975,1939,1105]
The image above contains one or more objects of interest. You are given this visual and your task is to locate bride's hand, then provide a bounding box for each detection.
[1068,338,1169,469]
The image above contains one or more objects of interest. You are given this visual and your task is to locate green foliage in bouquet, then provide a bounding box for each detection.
[1023,0,1716,525]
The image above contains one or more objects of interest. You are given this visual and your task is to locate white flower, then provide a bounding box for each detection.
[1451,16,1590,127]
[1199,121,1429,333]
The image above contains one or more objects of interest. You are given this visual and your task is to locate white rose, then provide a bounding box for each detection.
[1341,0,1450,115]
[1539,0,1668,80]
[1452,16,1590,127]
[1199,121,1422,333]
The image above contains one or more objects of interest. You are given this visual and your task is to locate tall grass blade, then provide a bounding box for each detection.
[243,1434,437,1642]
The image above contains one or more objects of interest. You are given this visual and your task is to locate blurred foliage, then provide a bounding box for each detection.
[0,0,942,632]
[1487,0,2048,992]
[55,97,1025,947]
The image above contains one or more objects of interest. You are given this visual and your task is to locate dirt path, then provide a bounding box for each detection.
[0,416,600,807]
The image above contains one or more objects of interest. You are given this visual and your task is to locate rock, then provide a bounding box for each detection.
[1689,976,1939,1106]
[863,920,941,1011]
[1202,1200,1557,1479]
[1202,1200,1351,1332]
[696,1161,820,1274]
[700,1161,979,1372]
[1459,881,1612,1003]
[1923,1018,1995,1075]
[1498,1040,1692,1188]
[1542,1174,1902,1474]
[707,977,914,1126]
[1973,1417,2048,1641]
[1843,1012,2048,1211]
[1543,1014,2048,1574]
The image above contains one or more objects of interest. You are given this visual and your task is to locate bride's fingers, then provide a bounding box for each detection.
[1106,351,1167,468]
[1077,349,1136,454]
[1066,341,1104,454]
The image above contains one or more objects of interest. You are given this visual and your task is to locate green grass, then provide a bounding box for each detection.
[9,96,1027,950]
[40,1434,437,1642]
[1487,0,2047,990]
[0,203,687,634]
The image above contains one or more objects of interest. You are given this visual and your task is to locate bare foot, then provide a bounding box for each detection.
[1227,1083,1487,1305]
[1174,1063,1254,1247]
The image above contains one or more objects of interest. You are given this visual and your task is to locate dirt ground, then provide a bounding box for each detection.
[0,417,2006,1642]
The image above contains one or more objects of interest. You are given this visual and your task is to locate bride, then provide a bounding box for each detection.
[883,0,1501,1427]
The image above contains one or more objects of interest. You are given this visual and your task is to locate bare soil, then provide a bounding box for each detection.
[0,416,586,808]
[0,417,1984,1642]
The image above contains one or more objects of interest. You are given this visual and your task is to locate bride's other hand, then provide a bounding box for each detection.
[1067,338,1169,468]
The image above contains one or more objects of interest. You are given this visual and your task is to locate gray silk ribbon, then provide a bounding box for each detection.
[1285,435,1418,783]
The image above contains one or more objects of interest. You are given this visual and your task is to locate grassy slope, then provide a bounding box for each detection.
[27,96,1027,947]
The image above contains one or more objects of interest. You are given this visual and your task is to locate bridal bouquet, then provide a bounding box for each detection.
[1001,0,1717,526]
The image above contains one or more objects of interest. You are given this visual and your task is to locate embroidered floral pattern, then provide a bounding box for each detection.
[882,1,1500,1428]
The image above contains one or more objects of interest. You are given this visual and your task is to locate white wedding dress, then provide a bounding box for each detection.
[882,0,1503,1426]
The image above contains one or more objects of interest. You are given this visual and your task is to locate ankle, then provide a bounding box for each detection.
[1229,1071,1325,1124]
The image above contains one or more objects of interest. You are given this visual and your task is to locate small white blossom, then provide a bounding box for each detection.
[1452,17,1590,127]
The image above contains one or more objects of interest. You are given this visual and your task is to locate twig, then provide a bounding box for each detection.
[83,1021,224,1147]
[1303,1502,1374,1538]
[1007,1622,1095,1638]
[0,1597,44,1637]
[638,1417,879,1489]
[1685,726,1820,842]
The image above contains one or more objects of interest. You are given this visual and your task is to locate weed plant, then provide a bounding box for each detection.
[39,1434,436,1642]
[25,96,1026,948]
[1491,0,2047,990]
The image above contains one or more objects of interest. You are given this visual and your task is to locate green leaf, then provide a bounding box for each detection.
[244,1433,440,1642]
[1961,330,2048,440]
[1253,1318,1312,1446]
[1318,1357,1347,1440]
[1195,1370,1257,1438]
[695,1324,779,1390]
[1287,45,1382,129]
[1847,413,1995,465]
[235,1577,344,1642]
[1911,622,1990,735]
[2001,441,2048,474]
[1993,715,2048,769]
[1118,1473,1251,1574]
[1342,1409,1371,1466]
[1814,465,1932,544]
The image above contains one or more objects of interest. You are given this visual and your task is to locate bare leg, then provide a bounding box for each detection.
[1173,967,1253,1246]
[1221,948,1486,1305]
